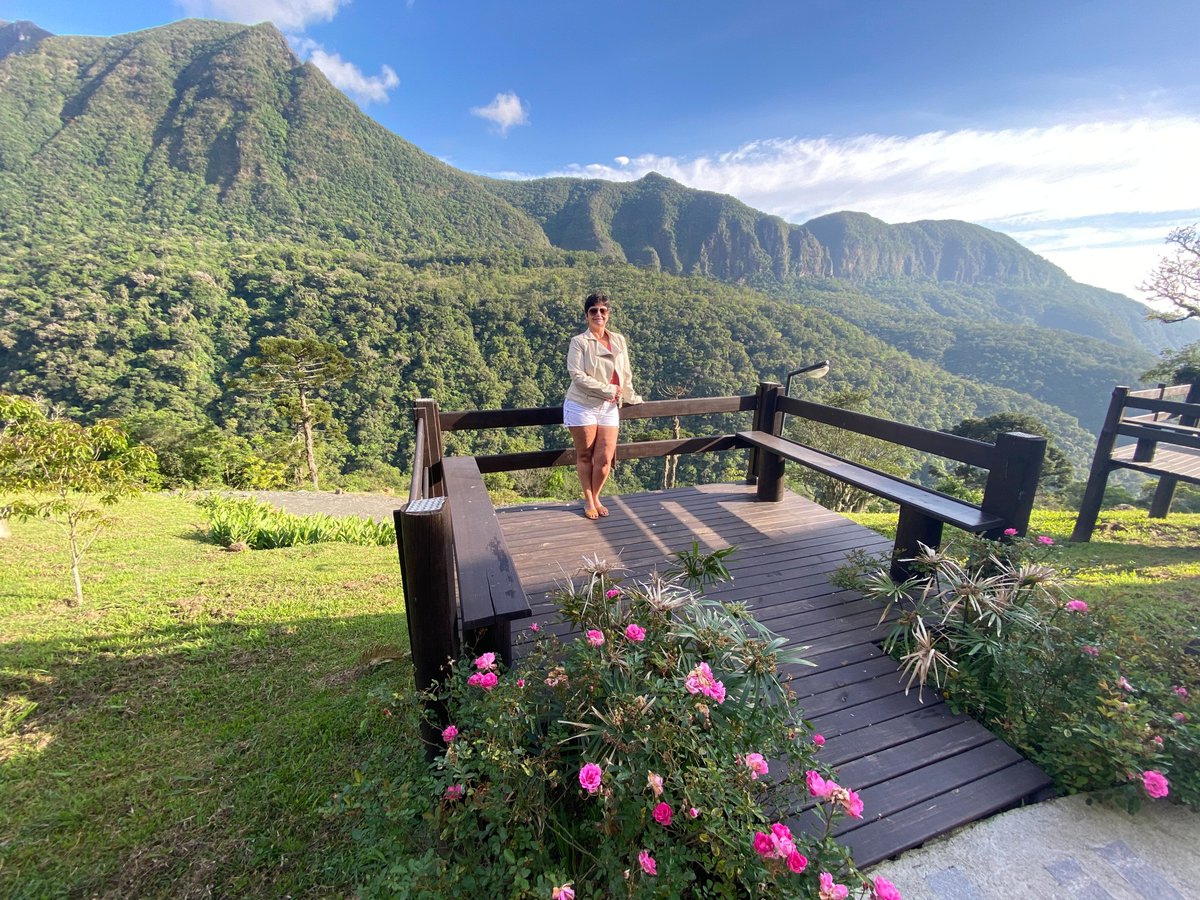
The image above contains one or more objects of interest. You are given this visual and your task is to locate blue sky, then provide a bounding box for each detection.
[6,0,1200,301]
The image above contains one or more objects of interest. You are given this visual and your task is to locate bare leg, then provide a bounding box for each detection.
[569,425,599,518]
[591,425,619,516]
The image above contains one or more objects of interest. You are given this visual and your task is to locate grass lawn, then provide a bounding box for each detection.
[2,494,1196,897]
[0,493,411,898]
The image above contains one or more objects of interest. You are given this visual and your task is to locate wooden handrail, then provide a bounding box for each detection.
[776,395,997,469]
[1121,396,1200,418]
[439,394,757,431]
[1128,384,1193,400]
[409,414,427,502]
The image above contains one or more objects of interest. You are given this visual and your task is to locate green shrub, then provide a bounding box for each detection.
[194,494,394,548]
[836,533,1198,810]
[341,551,902,898]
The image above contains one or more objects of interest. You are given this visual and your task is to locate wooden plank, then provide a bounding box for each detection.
[738,431,1003,531]
[442,456,531,628]
[832,762,1052,866]
[774,396,997,468]
[833,742,1028,836]
[1116,422,1200,451]
[1111,444,1200,484]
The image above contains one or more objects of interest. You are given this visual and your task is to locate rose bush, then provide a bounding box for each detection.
[349,549,900,897]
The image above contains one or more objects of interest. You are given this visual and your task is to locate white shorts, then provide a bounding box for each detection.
[563,397,620,428]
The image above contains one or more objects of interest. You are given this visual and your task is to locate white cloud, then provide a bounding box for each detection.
[536,118,1200,298]
[614,155,630,166]
[471,92,530,135]
[292,39,399,104]
[177,0,347,31]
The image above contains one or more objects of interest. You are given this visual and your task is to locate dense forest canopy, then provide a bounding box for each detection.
[0,17,1191,493]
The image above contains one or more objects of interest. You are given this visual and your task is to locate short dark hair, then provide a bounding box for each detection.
[584,291,610,313]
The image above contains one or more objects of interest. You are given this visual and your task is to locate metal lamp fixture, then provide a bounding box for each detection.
[781,359,830,434]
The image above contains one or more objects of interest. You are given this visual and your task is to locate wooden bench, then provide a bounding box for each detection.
[1072,381,1200,541]
[441,455,532,664]
[738,430,1006,579]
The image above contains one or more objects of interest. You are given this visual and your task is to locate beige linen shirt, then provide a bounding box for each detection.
[564,330,643,407]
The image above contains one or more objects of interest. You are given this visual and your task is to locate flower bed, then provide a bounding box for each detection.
[356,549,901,898]
[835,532,1197,811]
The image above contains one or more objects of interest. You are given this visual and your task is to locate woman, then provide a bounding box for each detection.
[564,292,642,519]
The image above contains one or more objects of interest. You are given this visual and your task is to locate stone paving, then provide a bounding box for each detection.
[866,794,1198,899]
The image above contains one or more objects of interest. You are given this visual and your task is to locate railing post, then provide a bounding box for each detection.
[751,381,785,501]
[395,499,458,759]
[1072,387,1129,542]
[980,431,1046,538]
[1148,379,1200,518]
[414,398,445,497]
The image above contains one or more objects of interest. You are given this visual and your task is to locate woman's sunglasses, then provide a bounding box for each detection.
[587,308,609,316]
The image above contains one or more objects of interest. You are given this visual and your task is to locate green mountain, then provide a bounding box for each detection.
[489,175,1195,358]
[0,19,547,254]
[0,18,1186,485]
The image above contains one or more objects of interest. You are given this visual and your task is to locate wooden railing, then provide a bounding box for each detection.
[395,381,1047,735]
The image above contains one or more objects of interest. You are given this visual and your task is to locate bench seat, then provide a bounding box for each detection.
[737,430,1005,533]
[441,456,531,659]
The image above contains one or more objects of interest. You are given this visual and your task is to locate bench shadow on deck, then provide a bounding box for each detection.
[496,482,1053,868]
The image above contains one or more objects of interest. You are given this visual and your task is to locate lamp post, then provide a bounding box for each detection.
[780,359,830,436]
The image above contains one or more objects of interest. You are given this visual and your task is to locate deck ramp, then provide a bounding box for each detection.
[495,482,1053,867]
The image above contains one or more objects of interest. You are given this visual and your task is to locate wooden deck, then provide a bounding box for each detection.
[496,482,1053,867]
[1112,441,1200,484]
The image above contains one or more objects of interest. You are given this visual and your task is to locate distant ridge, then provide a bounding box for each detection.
[0,20,53,60]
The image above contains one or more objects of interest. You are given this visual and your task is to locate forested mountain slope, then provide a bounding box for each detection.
[489,175,1196,358]
[0,19,547,254]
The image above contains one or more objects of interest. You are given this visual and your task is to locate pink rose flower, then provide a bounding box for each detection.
[1175,712,1188,723]
[752,831,774,858]
[839,787,864,818]
[786,850,808,873]
[1152,735,1164,747]
[1173,685,1189,699]
[467,672,483,687]
[652,802,673,826]
[1066,600,1088,612]
[586,629,606,647]
[873,875,903,900]
[819,872,849,900]
[474,652,496,671]
[1082,645,1100,656]
[638,849,657,876]
[1003,527,1018,536]
[517,678,526,688]
[689,807,699,818]
[685,661,728,704]
[806,769,837,800]
[529,622,540,632]
[606,588,622,599]
[1037,535,1055,545]
[479,671,498,691]
[441,724,458,743]
[625,623,646,642]
[579,762,603,794]
[647,772,663,797]
[1117,676,1134,692]
[552,884,574,900]
[742,752,769,780]
[444,783,463,800]
[1142,770,1170,799]
[812,733,826,746]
